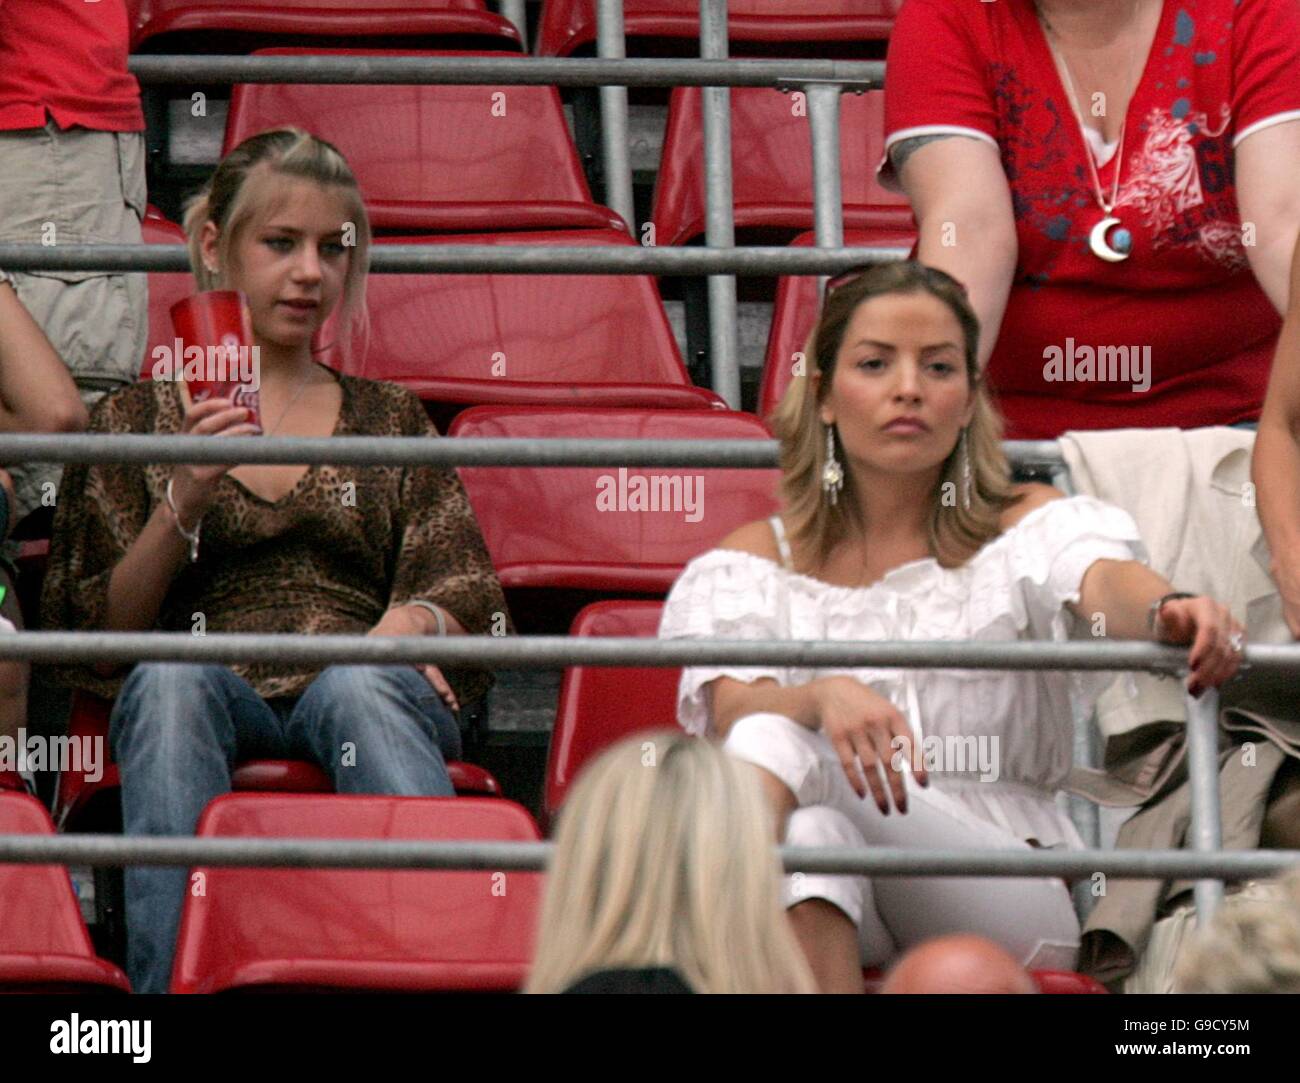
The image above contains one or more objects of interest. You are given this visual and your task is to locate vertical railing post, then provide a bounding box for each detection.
[500,0,529,52]
[1185,687,1225,923]
[596,0,636,231]
[806,82,845,295]
[700,0,741,408]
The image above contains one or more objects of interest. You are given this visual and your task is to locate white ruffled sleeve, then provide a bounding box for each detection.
[658,550,791,737]
[975,494,1149,641]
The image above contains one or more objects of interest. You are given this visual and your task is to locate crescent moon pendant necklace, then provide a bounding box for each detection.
[1040,4,1139,262]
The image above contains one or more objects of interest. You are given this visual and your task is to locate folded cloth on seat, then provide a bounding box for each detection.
[1077,708,1300,985]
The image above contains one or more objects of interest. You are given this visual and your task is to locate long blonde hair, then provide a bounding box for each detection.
[770,260,1021,571]
[525,731,816,994]
[181,127,371,368]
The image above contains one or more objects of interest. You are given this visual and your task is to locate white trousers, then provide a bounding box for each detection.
[725,712,1080,971]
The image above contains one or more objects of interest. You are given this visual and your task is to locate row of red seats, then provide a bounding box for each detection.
[123,1,901,57]
[217,51,909,246]
[136,51,911,416]
[143,220,906,418]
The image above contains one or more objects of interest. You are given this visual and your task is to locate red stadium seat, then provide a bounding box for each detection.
[759,227,916,419]
[169,793,542,992]
[537,0,899,57]
[449,406,779,594]
[328,231,723,411]
[651,86,913,248]
[0,792,131,992]
[53,691,500,833]
[130,0,520,54]
[544,600,677,826]
[139,214,195,381]
[224,49,622,234]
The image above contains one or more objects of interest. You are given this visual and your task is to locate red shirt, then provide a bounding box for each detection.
[881,0,1300,438]
[0,0,143,132]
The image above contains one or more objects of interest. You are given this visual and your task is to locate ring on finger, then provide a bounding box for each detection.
[1228,630,1245,654]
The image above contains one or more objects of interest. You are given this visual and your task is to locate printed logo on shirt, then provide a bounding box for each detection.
[595,469,705,523]
[1041,339,1151,392]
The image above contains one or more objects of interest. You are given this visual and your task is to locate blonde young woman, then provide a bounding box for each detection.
[526,730,816,994]
[41,129,508,994]
[659,261,1246,993]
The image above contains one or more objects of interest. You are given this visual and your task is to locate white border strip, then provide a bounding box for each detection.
[876,124,1000,190]
[1234,109,1300,148]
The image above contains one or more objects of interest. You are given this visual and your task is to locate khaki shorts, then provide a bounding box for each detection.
[0,121,147,522]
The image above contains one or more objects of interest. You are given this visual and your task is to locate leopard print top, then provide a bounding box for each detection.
[40,371,510,706]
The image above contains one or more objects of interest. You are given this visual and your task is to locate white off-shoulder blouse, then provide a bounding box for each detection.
[658,495,1148,848]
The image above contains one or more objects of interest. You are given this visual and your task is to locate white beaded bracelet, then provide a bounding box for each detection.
[404,599,447,636]
[165,478,202,563]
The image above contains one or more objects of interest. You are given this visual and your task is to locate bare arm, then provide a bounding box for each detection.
[1236,121,1300,315]
[92,398,260,675]
[1070,558,1176,640]
[1253,230,1300,636]
[895,136,1019,370]
[1072,557,1243,694]
[708,676,822,740]
[100,504,195,634]
[0,279,89,433]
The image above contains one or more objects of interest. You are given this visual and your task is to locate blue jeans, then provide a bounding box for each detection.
[108,662,463,994]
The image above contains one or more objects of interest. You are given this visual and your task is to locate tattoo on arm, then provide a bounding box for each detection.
[889,133,962,174]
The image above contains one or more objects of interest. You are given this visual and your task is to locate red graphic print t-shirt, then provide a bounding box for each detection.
[881,0,1300,438]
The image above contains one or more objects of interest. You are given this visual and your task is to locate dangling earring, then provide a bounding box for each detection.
[960,426,973,512]
[822,423,844,506]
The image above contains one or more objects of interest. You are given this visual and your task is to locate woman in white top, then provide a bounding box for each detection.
[658,261,1245,993]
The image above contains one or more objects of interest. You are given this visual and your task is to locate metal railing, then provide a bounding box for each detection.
[0,244,906,276]
[2,432,1296,924]
[0,6,1287,937]
[111,41,885,408]
[0,433,1059,468]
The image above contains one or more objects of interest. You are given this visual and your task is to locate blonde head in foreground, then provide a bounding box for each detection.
[526,731,816,994]
[1174,869,1300,993]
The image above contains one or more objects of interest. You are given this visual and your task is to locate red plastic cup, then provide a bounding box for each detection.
[169,290,262,432]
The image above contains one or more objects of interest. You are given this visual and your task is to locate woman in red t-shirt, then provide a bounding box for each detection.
[881,0,1300,439]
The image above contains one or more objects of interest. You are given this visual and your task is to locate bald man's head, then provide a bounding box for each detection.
[880,935,1039,994]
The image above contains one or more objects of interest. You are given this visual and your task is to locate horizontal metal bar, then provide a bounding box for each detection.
[0,434,1060,469]
[0,834,1295,878]
[126,54,884,89]
[0,243,908,276]
[0,631,1286,675]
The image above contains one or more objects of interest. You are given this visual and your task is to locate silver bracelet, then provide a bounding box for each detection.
[404,599,447,636]
[165,478,202,563]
